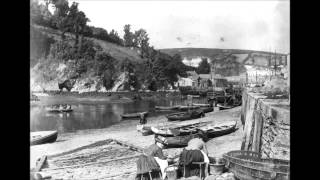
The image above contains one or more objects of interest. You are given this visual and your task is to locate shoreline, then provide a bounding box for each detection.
[31,106,243,179]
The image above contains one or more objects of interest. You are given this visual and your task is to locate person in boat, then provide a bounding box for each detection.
[178,138,209,178]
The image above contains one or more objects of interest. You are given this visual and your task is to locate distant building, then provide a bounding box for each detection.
[176,77,193,87]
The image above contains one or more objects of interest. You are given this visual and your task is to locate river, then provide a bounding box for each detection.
[30,96,208,133]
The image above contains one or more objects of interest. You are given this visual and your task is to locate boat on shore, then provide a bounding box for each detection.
[155,121,237,147]
[198,121,237,137]
[200,106,214,113]
[155,106,179,111]
[30,131,58,146]
[136,125,153,136]
[166,110,204,121]
[178,105,200,111]
[121,111,148,119]
[151,121,211,137]
[192,103,212,107]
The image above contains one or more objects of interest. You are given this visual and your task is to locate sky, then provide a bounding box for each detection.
[47,0,290,54]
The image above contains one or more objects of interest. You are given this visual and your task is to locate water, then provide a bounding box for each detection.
[30,96,208,133]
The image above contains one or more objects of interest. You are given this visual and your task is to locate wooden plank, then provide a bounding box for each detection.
[242,96,257,150]
[252,109,263,153]
[35,155,47,172]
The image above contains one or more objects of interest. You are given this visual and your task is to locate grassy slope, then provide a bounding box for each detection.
[31,24,145,63]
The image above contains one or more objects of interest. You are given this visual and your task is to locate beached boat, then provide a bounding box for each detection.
[155,121,237,147]
[200,107,214,113]
[155,132,206,148]
[137,125,153,136]
[155,106,179,111]
[166,110,204,121]
[217,103,235,110]
[198,121,237,137]
[151,121,211,137]
[192,103,212,107]
[121,111,148,119]
[46,107,73,113]
[178,105,200,111]
[30,131,58,146]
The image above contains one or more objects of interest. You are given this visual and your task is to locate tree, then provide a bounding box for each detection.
[51,0,70,39]
[133,29,150,58]
[123,24,134,47]
[109,29,123,46]
[67,2,89,48]
[197,58,211,74]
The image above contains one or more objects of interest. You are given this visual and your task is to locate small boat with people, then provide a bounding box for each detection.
[30,130,58,146]
[121,111,148,119]
[154,106,179,111]
[46,104,73,113]
[166,110,205,121]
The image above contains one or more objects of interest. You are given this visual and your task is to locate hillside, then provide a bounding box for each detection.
[160,48,287,67]
[31,24,145,65]
[159,48,288,77]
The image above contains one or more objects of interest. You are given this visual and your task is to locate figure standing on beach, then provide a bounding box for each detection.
[139,112,147,124]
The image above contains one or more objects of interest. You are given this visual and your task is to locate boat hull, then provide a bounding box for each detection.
[30,131,58,146]
[121,112,148,119]
[166,111,204,121]
[155,106,179,111]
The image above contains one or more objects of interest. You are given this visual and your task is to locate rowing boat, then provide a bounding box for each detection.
[121,111,148,119]
[30,131,58,146]
[155,106,179,111]
[155,121,237,147]
[166,110,204,121]
[178,105,200,111]
[192,103,211,107]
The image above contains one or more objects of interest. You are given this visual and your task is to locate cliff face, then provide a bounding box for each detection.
[30,25,144,92]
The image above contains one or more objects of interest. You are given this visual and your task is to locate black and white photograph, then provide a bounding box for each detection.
[30,0,290,179]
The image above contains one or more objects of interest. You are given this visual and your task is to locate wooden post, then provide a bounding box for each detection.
[287,54,290,103]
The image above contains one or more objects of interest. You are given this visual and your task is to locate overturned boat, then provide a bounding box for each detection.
[30,130,58,146]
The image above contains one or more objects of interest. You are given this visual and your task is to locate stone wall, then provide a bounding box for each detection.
[240,90,290,160]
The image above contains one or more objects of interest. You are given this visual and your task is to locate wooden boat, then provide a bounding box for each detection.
[178,105,200,111]
[166,110,204,121]
[192,103,211,107]
[217,103,234,110]
[223,151,289,180]
[151,121,211,137]
[30,131,58,146]
[154,132,206,148]
[46,107,73,113]
[121,111,148,119]
[155,121,237,148]
[137,125,153,136]
[155,106,179,111]
[198,121,237,137]
[200,107,214,113]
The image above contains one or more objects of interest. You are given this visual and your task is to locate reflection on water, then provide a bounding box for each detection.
[30,97,208,133]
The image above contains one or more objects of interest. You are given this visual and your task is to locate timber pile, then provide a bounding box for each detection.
[241,90,290,160]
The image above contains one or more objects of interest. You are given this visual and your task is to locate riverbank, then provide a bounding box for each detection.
[31,106,243,179]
